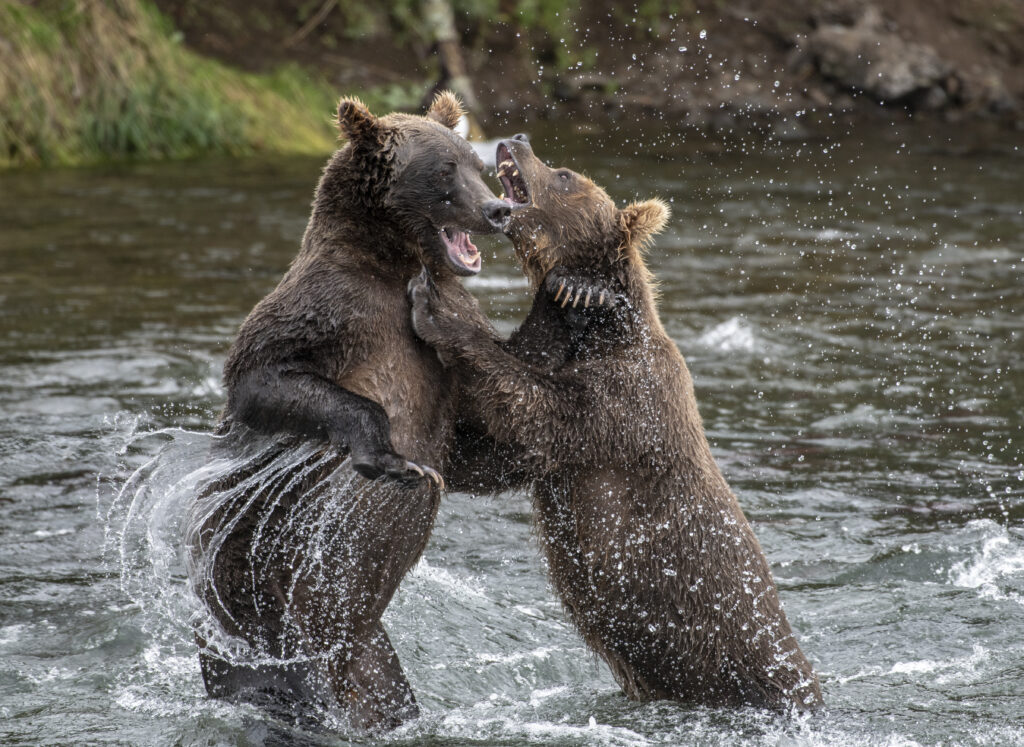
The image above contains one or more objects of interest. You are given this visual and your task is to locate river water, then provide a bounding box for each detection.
[1,123,1022,745]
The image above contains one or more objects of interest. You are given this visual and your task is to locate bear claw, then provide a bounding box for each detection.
[406,461,445,490]
[545,270,622,310]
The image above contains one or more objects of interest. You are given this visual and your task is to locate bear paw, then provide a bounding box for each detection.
[545,270,624,310]
[352,448,445,489]
[408,268,442,342]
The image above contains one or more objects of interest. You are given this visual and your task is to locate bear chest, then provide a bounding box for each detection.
[343,331,456,463]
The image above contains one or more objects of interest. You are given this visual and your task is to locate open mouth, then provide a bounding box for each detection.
[439,226,481,275]
[496,142,530,207]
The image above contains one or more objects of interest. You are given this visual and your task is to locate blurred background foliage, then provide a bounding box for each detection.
[1,0,1022,169]
[0,0,341,167]
[0,0,605,167]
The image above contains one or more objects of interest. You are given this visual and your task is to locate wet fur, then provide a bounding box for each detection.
[411,140,823,710]
[187,93,502,730]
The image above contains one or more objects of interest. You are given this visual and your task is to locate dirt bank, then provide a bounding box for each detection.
[156,0,1024,134]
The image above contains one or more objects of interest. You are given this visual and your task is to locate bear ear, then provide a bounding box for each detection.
[619,198,670,248]
[336,96,379,142]
[426,90,466,130]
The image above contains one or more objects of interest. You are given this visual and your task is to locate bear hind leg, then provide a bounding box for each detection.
[197,634,331,725]
[328,622,418,731]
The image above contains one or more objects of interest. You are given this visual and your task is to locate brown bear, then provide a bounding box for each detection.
[409,136,824,711]
[186,92,510,730]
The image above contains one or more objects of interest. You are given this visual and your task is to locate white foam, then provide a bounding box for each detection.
[527,684,568,705]
[811,403,894,431]
[474,645,557,667]
[697,316,757,353]
[948,519,1024,606]
[407,558,489,601]
[464,274,530,289]
[31,528,74,538]
[0,624,25,647]
[815,227,858,241]
[513,605,545,618]
[435,709,650,746]
[837,644,990,686]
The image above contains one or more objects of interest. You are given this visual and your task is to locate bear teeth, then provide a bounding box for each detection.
[497,159,515,178]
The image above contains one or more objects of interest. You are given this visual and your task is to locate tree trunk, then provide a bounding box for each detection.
[422,0,485,139]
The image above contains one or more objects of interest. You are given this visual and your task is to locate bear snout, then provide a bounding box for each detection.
[482,200,512,230]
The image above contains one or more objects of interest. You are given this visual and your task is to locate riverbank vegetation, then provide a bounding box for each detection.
[0,0,344,168]
[2,0,1022,170]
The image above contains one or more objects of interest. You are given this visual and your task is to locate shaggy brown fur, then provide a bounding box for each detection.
[410,137,823,711]
[187,92,510,730]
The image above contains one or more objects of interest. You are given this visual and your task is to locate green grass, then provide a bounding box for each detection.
[0,0,354,168]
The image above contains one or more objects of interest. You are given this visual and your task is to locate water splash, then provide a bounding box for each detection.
[103,425,218,650]
[947,519,1024,606]
[102,423,379,677]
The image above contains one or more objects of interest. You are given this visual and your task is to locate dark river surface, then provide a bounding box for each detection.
[1,122,1022,745]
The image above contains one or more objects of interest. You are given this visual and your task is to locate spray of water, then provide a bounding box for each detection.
[102,422,402,684]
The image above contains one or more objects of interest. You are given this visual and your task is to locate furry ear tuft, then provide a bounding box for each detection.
[426,90,466,130]
[619,198,670,248]
[336,96,378,141]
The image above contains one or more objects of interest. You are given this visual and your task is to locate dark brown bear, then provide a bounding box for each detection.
[409,137,823,711]
[186,92,509,730]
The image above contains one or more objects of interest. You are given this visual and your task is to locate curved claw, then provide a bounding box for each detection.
[423,465,445,490]
[598,289,606,306]
[405,460,445,490]
[572,288,583,308]
[553,280,566,302]
[584,289,592,308]
[560,286,574,308]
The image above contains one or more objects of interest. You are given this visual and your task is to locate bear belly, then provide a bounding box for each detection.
[534,470,818,708]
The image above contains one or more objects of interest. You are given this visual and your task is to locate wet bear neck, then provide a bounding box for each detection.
[303,214,421,280]
[306,146,425,279]
[524,290,632,362]
[543,264,660,361]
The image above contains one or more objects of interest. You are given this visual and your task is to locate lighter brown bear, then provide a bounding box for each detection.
[409,136,823,711]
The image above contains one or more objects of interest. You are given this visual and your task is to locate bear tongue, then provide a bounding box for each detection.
[441,227,481,273]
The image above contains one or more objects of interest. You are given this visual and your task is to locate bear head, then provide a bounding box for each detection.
[332,91,510,276]
[495,136,669,294]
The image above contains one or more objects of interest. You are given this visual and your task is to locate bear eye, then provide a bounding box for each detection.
[439,160,458,179]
